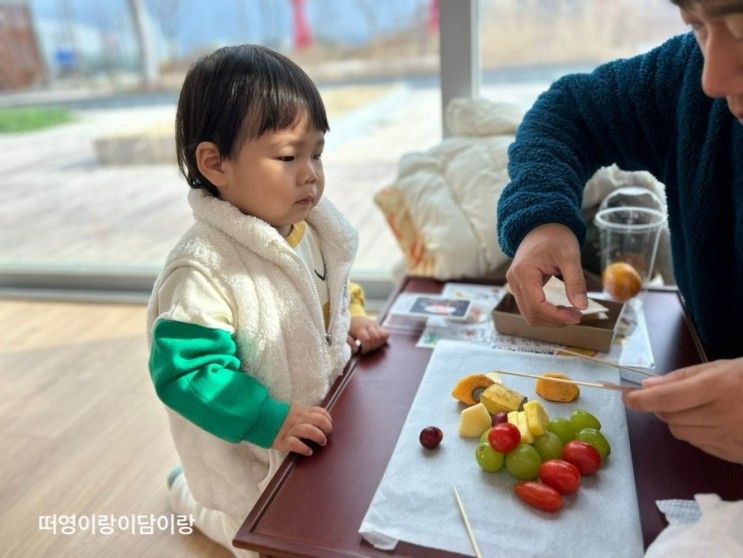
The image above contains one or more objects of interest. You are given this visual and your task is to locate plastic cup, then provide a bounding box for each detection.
[594,205,665,284]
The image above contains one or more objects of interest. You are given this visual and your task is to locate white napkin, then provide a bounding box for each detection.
[646,494,743,557]
[655,498,701,525]
[543,276,609,316]
[358,341,643,557]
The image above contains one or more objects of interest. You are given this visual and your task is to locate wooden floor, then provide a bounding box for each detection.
[0,300,231,558]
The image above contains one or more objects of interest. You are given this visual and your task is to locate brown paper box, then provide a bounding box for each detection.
[492,293,625,352]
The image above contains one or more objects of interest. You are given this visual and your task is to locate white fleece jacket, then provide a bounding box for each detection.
[147,189,357,519]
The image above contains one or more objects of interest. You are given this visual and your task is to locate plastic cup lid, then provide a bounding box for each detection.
[594,206,666,232]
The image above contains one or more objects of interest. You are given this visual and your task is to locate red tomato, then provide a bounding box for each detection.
[539,459,581,495]
[562,440,602,476]
[488,422,521,453]
[513,481,563,512]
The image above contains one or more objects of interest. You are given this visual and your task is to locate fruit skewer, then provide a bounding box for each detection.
[557,348,657,377]
[491,369,636,392]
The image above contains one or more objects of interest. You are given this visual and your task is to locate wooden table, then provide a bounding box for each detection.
[235,276,743,557]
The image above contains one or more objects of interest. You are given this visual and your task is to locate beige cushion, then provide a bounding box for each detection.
[375,98,673,283]
[375,99,522,280]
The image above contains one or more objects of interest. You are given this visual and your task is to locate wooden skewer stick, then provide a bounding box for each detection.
[453,486,483,558]
[492,368,635,392]
[557,348,657,377]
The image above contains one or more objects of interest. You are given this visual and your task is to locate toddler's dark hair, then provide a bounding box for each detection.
[175,44,329,196]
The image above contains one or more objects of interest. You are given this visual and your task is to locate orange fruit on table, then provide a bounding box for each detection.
[602,261,642,301]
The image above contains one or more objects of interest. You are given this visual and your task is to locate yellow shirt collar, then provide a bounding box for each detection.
[284,221,306,248]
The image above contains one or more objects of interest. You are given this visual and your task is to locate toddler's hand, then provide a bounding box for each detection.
[347,316,389,355]
[272,403,332,456]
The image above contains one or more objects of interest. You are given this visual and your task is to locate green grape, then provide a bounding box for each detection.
[475,442,505,473]
[531,431,564,462]
[576,428,611,460]
[546,417,577,444]
[505,443,542,480]
[480,427,493,444]
[570,409,602,432]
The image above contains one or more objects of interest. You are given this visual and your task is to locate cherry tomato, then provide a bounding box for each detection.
[562,440,602,476]
[513,481,563,512]
[539,459,581,495]
[488,422,521,453]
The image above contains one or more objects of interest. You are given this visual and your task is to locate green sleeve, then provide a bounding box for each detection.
[149,319,289,447]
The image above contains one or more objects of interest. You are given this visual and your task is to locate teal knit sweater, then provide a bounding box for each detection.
[497,34,742,359]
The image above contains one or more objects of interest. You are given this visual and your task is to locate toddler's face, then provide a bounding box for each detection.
[219,113,325,236]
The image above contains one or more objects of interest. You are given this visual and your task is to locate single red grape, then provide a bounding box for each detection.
[419,426,443,449]
[492,411,509,425]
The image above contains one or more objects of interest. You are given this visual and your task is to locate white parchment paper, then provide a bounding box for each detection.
[359,341,644,557]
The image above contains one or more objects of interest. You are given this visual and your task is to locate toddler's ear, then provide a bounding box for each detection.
[195,142,227,188]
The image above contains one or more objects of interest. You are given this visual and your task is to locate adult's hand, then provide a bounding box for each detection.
[623,358,743,464]
[505,223,588,326]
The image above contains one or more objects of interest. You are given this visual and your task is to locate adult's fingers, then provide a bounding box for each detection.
[625,359,736,411]
[687,441,739,463]
[507,265,541,322]
[513,268,581,326]
[656,403,720,427]
[666,422,717,445]
[639,361,713,387]
[622,369,719,413]
[561,259,588,310]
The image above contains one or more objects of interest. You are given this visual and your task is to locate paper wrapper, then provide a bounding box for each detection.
[359,340,643,557]
[647,495,743,557]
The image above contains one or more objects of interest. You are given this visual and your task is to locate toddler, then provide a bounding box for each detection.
[146,44,389,555]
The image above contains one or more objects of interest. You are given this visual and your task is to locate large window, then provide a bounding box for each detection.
[1,0,440,300]
[1,0,690,300]
[478,0,687,108]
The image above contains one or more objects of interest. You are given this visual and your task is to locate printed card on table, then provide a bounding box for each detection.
[393,295,473,321]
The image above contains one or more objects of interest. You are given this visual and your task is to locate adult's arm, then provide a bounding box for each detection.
[497,34,693,324]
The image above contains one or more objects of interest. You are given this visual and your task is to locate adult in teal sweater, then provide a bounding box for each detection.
[497,1,742,463]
